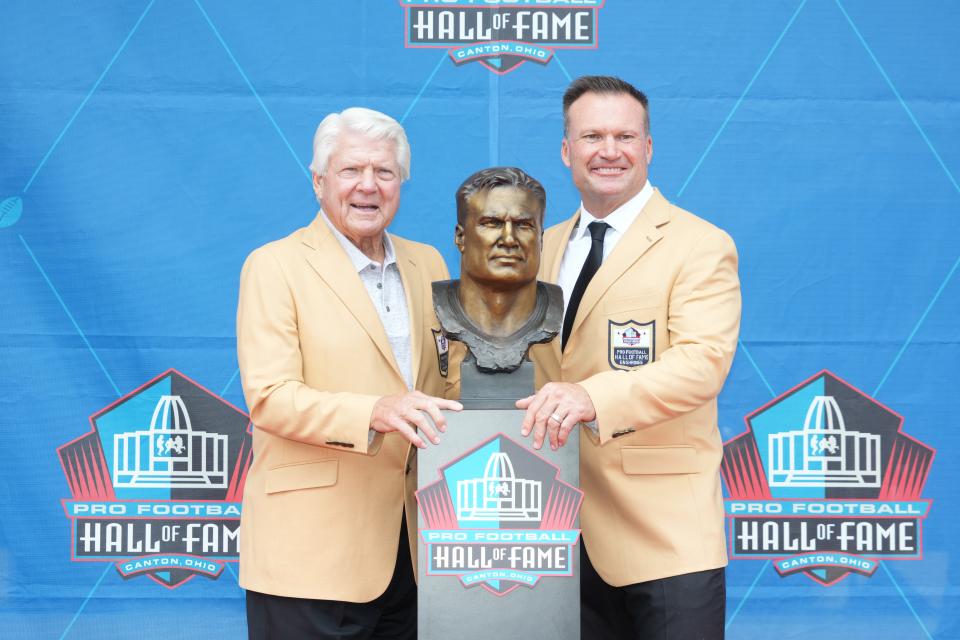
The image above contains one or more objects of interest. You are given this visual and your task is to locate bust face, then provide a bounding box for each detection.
[456,186,543,290]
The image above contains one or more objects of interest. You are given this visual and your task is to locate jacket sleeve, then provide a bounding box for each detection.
[237,246,382,454]
[578,227,742,444]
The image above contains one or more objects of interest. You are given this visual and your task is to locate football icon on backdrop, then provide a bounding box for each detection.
[58,370,253,588]
[722,370,934,586]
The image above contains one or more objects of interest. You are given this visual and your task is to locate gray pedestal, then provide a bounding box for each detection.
[417,360,581,639]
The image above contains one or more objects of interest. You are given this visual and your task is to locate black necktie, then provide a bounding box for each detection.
[562,221,609,351]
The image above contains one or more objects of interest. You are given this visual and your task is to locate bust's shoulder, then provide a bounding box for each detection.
[537,281,564,335]
[431,278,458,300]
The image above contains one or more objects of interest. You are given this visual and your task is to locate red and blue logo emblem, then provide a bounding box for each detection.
[418,433,582,596]
[722,370,934,586]
[58,370,252,588]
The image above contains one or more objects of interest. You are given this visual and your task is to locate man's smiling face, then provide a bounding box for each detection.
[561,91,653,218]
[314,130,401,248]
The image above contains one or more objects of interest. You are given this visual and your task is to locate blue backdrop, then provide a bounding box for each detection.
[1,1,958,638]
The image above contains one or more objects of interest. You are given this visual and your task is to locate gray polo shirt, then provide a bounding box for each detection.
[321,211,413,391]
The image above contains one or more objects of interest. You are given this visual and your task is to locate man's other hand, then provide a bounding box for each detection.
[371,391,463,448]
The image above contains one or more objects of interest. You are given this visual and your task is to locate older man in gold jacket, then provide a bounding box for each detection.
[237,107,461,639]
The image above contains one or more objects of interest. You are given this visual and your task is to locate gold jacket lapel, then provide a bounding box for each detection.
[568,190,670,341]
[395,247,423,382]
[545,211,581,361]
[302,216,404,383]
[546,212,580,283]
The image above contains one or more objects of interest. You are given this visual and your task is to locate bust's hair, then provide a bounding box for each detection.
[309,107,410,180]
[562,75,649,136]
[455,167,546,226]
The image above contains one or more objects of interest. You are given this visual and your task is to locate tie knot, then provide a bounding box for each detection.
[587,221,609,242]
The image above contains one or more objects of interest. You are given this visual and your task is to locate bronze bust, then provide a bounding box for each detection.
[433,167,562,373]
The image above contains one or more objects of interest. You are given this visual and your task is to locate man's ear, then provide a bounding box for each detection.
[454,224,465,253]
[312,173,323,201]
[560,137,572,168]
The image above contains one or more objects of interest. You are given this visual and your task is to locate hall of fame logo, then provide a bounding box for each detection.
[58,370,253,588]
[399,0,604,75]
[417,433,582,595]
[722,370,934,586]
[608,319,654,369]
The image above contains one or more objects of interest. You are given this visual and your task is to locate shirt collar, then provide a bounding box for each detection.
[574,181,654,239]
[320,210,397,272]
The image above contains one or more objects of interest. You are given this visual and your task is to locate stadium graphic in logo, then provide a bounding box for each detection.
[722,370,934,586]
[399,0,604,75]
[418,433,582,596]
[58,370,253,588]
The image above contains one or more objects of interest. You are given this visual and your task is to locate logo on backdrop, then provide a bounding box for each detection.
[722,370,934,586]
[58,370,253,588]
[399,0,604,75]
[417,433,582,596]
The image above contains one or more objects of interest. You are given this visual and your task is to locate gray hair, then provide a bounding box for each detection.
[309,107,411,180]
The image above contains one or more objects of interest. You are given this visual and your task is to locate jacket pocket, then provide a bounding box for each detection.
[265,459,338,494]
[621,446,698,475]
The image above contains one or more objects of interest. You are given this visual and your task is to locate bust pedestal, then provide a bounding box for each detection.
[416,352,581,640]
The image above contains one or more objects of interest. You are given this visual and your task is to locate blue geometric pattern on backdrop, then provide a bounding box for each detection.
[1,1,957,638]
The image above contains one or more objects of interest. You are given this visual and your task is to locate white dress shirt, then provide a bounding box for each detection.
[557,181,654,311]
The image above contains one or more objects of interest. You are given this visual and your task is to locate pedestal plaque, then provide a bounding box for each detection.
[417,361,581,639]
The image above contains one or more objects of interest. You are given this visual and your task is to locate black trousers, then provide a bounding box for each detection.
[581,545,726,640]
[246,518,416,640]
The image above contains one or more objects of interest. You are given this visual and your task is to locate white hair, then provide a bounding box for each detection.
[309,107,411,181]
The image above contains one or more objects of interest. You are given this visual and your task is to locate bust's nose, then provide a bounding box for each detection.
[499,221,519,246]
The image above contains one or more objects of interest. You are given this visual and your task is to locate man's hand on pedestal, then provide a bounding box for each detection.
[516,382,595,450]
[372,391,463,448]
